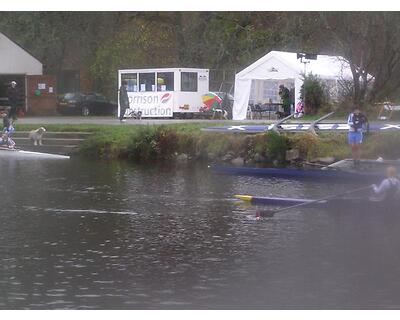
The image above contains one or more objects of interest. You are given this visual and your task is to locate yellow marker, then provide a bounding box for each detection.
[234,195,253,202]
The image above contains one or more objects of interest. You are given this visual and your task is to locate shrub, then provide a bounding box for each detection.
[177,131,199,156]
[124,126,158,161]
[300,73,330,114]
[253,131,290,163]
[154,126,179,159]
[289,132,349,161]
[290,133,320,160]
[363,132,400,159]
[202,134,242,156]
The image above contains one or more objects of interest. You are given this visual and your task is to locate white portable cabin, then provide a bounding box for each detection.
[232,51,353,120]
[118,68,209,118]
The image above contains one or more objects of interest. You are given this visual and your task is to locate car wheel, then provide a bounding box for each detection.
[81,106,90,116]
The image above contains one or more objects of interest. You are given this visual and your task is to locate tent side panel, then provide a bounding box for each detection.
[233,56,298,120]
[232,78,252,120]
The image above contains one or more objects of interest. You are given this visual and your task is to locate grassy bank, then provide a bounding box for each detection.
[15,123,399,164]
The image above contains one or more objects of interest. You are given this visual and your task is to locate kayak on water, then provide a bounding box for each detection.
[213,165,385,182]
[234,194,399,212]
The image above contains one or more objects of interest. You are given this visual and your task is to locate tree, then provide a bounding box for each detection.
[320,12,400,106]
[89,19,177,97]
[3,12,400,106]
[0,12,127,75]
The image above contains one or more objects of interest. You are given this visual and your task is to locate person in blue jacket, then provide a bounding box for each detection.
[347,106,369,167]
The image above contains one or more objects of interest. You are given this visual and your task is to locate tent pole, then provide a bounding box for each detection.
[302,59,309,112]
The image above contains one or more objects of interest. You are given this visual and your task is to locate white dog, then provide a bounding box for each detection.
[212,108,228,120]
[29,127,46,146]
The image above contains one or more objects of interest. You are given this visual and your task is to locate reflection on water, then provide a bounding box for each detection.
[0,158,400,309]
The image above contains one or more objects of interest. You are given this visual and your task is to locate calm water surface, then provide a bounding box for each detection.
[0,157,400,309]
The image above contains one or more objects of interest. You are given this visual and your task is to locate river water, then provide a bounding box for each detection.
[0,157,400,310]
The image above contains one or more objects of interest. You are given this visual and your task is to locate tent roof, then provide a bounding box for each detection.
[236,50,353,80]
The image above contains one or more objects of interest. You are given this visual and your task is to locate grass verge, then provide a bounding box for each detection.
[16,123,400,164]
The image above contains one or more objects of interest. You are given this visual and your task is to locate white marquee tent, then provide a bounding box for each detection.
[232,50,353,120]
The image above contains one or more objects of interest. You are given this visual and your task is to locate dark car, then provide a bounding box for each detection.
[57,92,117,116]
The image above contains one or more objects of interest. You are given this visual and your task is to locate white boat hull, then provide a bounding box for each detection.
[0,147,70,159]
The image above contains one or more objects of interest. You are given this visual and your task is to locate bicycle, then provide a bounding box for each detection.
[124,108,142,120]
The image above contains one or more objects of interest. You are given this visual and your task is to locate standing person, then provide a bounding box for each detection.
[278,84,291,116]
[294,99,304,118]
[119,80,129,122]
[371,166,400,201]
[347,106,369,167]
[7,81,19,122]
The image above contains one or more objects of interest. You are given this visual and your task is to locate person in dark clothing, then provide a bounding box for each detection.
[119,80,130,122]
[279,84,291,116]
[7,81,19,122]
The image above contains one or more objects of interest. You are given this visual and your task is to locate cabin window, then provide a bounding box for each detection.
[121,73,138,92]
[139,73,156,92]
[157,72,174,91]
[181,72,198,92]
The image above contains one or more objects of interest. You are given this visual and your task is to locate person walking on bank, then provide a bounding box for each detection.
[119,80,129,123]
[7,81,19,122]
[278,84,291,117]
[347,105,369,167]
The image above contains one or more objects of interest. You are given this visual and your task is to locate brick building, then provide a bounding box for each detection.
[0,32,57,115]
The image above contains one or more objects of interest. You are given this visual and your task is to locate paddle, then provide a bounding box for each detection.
[256,184,373,218]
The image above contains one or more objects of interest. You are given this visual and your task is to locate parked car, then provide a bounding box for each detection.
[57,92,117,116]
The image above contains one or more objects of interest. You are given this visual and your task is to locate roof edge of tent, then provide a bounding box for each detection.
[236,50,353,80]
[235,51,274,78]
[236,50,302,79]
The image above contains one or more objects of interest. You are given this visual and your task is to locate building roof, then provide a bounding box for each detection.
[0,31,43,75]
[0,31,42,65]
